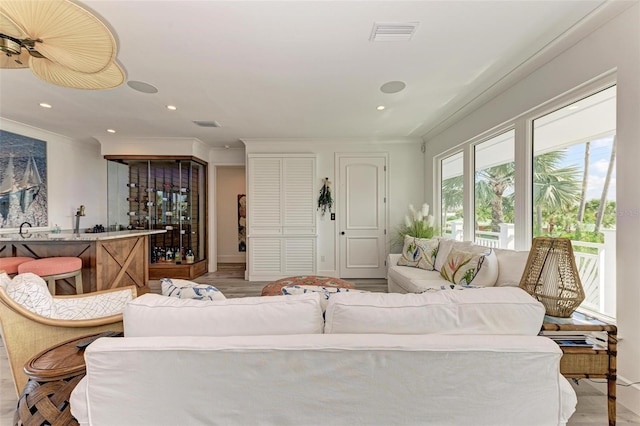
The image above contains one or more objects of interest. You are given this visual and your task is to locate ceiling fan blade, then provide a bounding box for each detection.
[30,56,125,90]
[0,0,117,74]
[0,49,30,68]
[0,9,27,38]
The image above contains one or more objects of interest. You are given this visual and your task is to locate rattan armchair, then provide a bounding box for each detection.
[0,280,136,396]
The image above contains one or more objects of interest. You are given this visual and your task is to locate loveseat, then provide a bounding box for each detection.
[388,236,531,293]
[70,290,577,425]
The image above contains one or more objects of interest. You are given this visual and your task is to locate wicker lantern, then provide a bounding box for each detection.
[519,237,585,318]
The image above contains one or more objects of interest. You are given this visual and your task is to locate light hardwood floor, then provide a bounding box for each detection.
[1,265,638,425]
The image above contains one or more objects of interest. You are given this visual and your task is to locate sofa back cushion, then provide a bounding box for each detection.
[324,287,544,335]
[124,293,324,337]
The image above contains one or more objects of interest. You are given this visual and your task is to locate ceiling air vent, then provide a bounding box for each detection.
[369,22,419,42]
[193,120,221,128]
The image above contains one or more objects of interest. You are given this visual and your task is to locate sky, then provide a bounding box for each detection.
[562,135,616,202]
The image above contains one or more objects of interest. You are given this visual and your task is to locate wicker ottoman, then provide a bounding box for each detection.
[261,275,354,296]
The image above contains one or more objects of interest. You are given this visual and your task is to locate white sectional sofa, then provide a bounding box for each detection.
[71,291,577,425]
[388,237,531,294]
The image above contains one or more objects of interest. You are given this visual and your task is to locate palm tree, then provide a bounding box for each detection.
[595,136,616,233]
[577,141,591,227]
[441,175,463,232]
[533,150,581,234]
[475,162,515,232]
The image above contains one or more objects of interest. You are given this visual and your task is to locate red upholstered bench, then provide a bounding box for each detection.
[261,275,354,296]
[18,257,83,295]
[0,257,34,276]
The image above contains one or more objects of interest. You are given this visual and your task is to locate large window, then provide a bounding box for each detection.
[532,86,616,318]
[441,152,463,239]
[474,130,515,249]
[435,83,617,319]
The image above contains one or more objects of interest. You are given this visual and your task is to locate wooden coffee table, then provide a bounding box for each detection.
[14,332,122,426]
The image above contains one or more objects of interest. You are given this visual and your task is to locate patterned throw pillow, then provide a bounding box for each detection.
[439,247,493,286]
[397,235,439,270]
[161,278,226,301]
[6,273,54,317]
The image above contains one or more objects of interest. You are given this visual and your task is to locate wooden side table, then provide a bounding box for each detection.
[14,332,121,426]
[542,312,617,426]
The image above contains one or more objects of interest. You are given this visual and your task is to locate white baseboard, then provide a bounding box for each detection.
[583,374,640,417]
[217,255,246,263]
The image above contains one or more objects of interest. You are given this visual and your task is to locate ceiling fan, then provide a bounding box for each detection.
[0,0,124,89]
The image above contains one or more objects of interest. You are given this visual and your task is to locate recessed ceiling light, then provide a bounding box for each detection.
[567,105,579,110]
[39,103,52,108]
[106,129,116,133]
[377,105,386,111]
[166,105,177,111]
[380,81,406,94]
[224,145,230,149]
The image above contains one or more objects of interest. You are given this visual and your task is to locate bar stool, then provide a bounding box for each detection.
[0,257,34,277]
[18,257,83,295]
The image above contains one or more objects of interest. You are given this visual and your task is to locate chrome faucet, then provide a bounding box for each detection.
[74,205,86,234]
[19,221,32,236]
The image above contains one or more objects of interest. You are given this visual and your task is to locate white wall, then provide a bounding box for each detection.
[423,4,640,415]
[0,118,107,231]
[242,139,424,277]
[215,166,246,263]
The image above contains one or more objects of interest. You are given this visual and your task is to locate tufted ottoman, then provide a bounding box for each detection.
[261,275,354,296]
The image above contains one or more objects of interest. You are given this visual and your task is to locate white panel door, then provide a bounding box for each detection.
[338,155,387,278]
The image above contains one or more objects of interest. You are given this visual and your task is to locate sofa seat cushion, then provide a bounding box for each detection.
[324,287,544,335]
[387,262,444,293]
[124,292,324,337]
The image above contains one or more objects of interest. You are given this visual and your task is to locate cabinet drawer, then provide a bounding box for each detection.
[560,353,609,375]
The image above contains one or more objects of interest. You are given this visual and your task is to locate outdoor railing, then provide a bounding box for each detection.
[443,222,615,317]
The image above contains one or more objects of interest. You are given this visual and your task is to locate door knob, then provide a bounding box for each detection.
[340,231,345,235]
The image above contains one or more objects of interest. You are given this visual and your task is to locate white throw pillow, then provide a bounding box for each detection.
[494,249,530,287]
[124,292,325,337]
[161,278,226,301]
[397,235,439,270]
[6,273,54,317]
[433,239,472,272]
[324,288,545,335]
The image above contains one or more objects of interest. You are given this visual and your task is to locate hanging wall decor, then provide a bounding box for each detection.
[317,177,333,216]
[0,130,48,228]
[238,194,246,252]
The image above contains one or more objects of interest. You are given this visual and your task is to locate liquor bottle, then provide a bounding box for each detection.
[185,248,195,264]
[127,183,137,188]
[128,211,138,216]
[127,197,139,202]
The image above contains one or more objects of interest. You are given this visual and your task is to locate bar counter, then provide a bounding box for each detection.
[0,229,166,295]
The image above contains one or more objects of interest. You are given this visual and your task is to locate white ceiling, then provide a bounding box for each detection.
[0,0,612,149]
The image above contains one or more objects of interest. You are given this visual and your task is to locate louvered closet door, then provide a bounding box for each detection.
[249,238,282,276]
[284,238,316,275]
[283,157,315,234]
[248,157,282,234]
